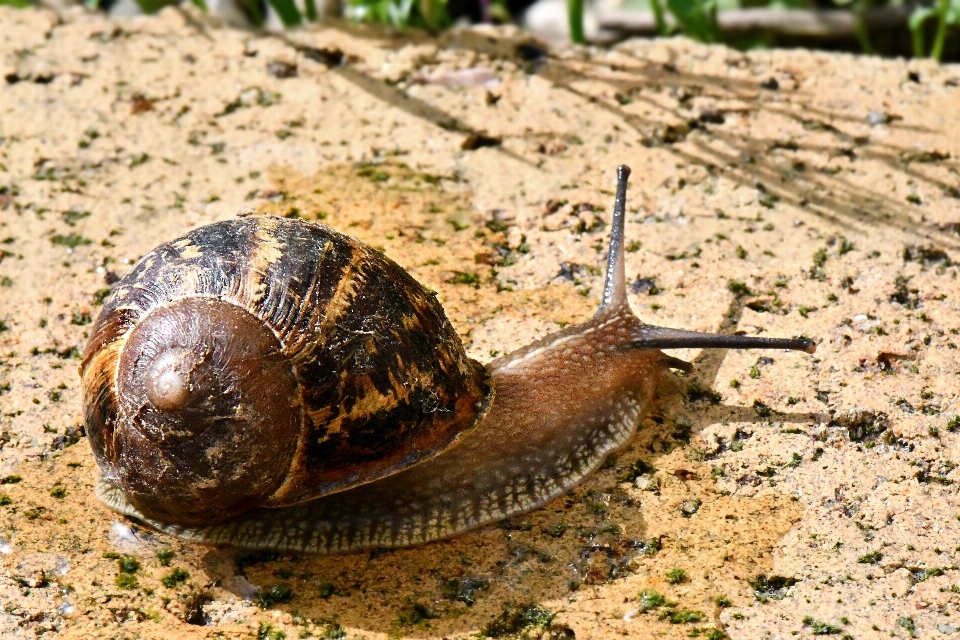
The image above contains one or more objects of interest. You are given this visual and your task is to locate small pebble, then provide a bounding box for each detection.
[506,227,525,250]
[266,61,297,79]
[110,521,136,543]
[635,475,655,491]
[55,557,70,576]
[680,499,701,516]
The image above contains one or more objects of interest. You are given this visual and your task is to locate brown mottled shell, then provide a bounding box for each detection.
[80,216,492,527]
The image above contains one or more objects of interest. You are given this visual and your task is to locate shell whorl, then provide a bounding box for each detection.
[111,297,301,525]
[143,347,198,411]
[81,216,492,527]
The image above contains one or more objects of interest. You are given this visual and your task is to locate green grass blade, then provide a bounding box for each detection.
[649,0,668,35]
[419,0,450,30]
[134,0,176,14]
[909,6,937,57]
[931,0,951,60]
[388,0,414,28]
[853,0,874,54]
[243,0,265,25]
[268,0,303,26]
[568,0,585,43]
[666,0,718,42]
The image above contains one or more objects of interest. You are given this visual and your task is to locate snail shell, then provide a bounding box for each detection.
[83,165,814,553]
[81,218,490,527]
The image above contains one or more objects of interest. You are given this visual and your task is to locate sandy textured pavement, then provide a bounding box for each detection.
[1,5,960,638]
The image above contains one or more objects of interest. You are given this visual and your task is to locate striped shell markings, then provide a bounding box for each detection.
[80,216,492,527]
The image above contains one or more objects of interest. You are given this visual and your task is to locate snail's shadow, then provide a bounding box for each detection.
[200,298,821,637]
[656,297,826,432]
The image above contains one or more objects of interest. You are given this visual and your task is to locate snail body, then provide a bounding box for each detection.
[83,166,815,553]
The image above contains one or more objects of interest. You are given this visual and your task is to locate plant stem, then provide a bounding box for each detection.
[854,0,874,54]
[650,0,667,35]
[706,0,719,43]
[568,0,586,44]
[931,0,950,61]
[912,26,925,58]
[245,0,264,26]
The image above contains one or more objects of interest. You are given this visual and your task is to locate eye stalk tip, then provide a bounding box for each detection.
[798,338,817,354]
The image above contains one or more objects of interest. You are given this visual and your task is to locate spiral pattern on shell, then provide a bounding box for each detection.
[81,216,492,527]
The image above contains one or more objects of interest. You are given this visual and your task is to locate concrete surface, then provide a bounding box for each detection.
[1,5,959,638]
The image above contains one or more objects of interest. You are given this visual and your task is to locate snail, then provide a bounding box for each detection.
[81,165,815,554]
